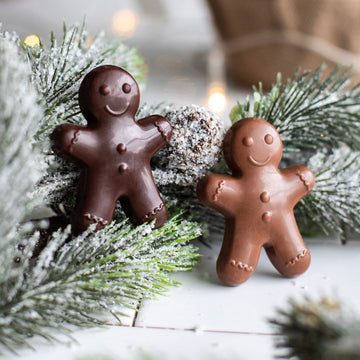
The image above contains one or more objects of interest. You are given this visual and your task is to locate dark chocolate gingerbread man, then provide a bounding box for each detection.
[51,65,172,235]
[197,118,315,286]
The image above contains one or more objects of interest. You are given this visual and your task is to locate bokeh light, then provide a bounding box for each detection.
[24,34,40,47]
[207,82,227,114]
[112,10,139,38]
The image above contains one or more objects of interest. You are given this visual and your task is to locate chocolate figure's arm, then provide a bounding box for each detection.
[137,115,172,154]
[196,174,240,217]
[50,124,97,164]
[281,165,315,203]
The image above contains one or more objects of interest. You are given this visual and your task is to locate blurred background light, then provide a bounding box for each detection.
[24,34,40,47]
[207,81,227,114]
[112,9,139,38]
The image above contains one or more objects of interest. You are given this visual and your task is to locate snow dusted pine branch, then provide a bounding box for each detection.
[297,146,360,237]
[0,37,45,249]
[0,32,201,355]
[230,65,360,155]
[270,296,360,360]
[0,216,200,355]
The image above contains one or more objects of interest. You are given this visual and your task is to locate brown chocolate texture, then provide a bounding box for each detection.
[197,118,315,286]
[50,65,172,235]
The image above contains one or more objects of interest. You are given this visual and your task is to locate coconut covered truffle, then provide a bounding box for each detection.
[152,105,225,187]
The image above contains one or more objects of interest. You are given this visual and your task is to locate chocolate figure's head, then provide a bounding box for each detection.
[79,65,140,126]
[223,118,282,174]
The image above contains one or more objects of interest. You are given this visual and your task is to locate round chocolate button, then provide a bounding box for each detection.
[260,191,270,203]
[118,163,128,173]
[262,211,272,223]
[117,143,127,153]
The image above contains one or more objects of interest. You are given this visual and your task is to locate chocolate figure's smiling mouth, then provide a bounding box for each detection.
[248,155,271,167]
[105,104,128,116]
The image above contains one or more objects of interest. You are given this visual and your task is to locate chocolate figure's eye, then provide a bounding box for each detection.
[242,136,254,147]
[264,134,273,144]
[122,83,131,93]
[99,85,110,96]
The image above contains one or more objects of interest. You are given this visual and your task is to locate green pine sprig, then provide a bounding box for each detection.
[269,296,360,360]
[230,65,360,154]
[296,146,360,237]
[0,215,200,355]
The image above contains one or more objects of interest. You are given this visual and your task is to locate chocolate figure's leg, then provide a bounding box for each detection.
[71,173,118,235]
[265,219,310,278]
[217,219,261,286]
[120,168,167,229]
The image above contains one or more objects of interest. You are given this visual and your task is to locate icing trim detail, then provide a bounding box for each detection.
[105,104,126,116]
[248,155,271,167]
[68,130,80,152]
[230,259,254,272]
[285,248,309,267]
[154,121,171,142]
[213,180,225,201]
[296,170,311,190]
[143,202,165,221]
[84,213,109,226]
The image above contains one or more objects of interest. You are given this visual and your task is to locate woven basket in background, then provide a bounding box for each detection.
[207,0,360,88]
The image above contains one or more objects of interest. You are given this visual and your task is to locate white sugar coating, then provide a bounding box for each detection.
[152,104,225,186]
[0,37,45,250]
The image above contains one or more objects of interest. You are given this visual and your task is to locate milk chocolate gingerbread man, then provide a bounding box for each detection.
[197,118,315,286]
[51,65,172,235]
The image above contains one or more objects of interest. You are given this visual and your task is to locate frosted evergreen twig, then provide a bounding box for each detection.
[297,146,360,236]
[269,296,360,360]
[0,38,45,249]
[0,215,201,355]
[230,65,360,155]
